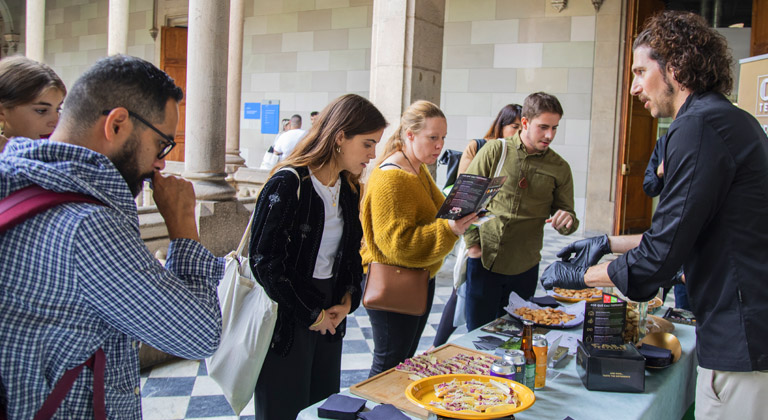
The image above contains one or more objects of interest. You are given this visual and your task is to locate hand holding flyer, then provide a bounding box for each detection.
[436,173,507,220]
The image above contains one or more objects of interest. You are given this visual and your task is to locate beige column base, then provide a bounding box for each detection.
[184,172,237,202]
[195,199,252,257]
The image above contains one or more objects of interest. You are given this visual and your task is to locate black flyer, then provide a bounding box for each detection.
[436,173,506,220]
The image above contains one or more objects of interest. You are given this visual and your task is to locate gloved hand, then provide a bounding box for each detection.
[557,234,611,267]
[541,261,588,290]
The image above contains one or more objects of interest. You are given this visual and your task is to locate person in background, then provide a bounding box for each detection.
[543,12,768,420]
[310,110,319,125]
[431,103,523,349]
[0,56,66,151]
[249,94,386,420]
[457,104,522,174]
[360,100,477,377]
[0,55,224,419]
[463,92,579,331]
[643,133,689,310]
[281,118,290,132]
[273,114,307,161]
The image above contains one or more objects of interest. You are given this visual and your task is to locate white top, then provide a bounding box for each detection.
[309,169,344,279]
[273,129,307,161]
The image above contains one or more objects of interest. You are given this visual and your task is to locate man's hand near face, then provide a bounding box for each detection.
[152,171,200,242]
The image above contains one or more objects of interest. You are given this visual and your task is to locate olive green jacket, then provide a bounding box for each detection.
[464,133,578,275]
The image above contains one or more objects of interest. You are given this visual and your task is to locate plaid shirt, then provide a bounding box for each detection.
[0,138,225,419]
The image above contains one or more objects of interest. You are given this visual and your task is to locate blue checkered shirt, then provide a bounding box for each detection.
[0,138,225,419]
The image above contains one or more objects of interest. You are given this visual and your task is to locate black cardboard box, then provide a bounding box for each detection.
[576,340,645,393]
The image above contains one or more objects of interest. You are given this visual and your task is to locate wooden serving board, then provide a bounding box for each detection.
[349,343,499,419]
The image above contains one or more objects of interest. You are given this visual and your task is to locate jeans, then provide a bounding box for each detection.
[464,258,538,331]
[366,278,436,377]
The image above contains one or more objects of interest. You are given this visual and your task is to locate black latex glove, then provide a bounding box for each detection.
[541,261,588,290]
[557,234,611,267]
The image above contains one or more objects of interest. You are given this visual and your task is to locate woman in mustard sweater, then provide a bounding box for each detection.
[360,100,477,377]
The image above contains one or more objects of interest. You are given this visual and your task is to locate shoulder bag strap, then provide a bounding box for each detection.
[236,168,301,256]
[0,185,101,233]
[492,138,508,179]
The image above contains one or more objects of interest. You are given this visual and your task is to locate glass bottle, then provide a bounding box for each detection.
[521,320,537,390]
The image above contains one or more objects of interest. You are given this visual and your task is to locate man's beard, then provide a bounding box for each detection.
[112,131,153,198]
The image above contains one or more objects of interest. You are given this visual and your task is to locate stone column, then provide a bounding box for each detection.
[25,0,45,62]
[107,0,129,55]
[369,0,445,175]
[183,0,236,200]
[225,0,246,171]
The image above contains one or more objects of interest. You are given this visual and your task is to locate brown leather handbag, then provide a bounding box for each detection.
[362,262,430,316]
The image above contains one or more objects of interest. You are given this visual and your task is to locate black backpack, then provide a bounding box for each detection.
[439,139,487,189]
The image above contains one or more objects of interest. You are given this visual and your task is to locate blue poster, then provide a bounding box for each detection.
[244,102,260,119]
[261,101,280,134]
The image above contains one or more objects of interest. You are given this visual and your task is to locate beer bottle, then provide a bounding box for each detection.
[521,320,537,390]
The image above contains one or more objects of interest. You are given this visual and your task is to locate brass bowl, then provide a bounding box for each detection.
[639,332,682,369]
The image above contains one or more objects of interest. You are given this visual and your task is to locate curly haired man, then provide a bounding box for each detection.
[542,11,768,419]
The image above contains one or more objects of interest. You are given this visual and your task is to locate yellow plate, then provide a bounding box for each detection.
[404,374,535,419]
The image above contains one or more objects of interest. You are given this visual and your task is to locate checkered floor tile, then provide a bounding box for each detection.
[140,228,581,419]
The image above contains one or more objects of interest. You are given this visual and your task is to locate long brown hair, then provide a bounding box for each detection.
[0,56,66,109]
[483,104,522,140]
[376,100,445,165]
[272,94,387,192]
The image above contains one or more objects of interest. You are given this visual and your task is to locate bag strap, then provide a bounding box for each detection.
[0,185,102,234]
[235,167,302,256]
[33,349,106,420]
[492,138,508,179]
[0,186,106,419]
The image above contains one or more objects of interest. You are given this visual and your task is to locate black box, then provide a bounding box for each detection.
[576,340,645,393]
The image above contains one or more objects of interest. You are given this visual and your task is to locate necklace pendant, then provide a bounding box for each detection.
[332,202,336,207]
[518,177,528,189]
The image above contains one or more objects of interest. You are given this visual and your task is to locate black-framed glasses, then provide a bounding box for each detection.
[101,109,176,159]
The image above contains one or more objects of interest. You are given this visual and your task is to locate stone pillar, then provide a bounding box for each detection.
[369,0,445,175]
[183,0,236,200]
[25,0,45,62]
[107,0,129,55]
[225,0,246,171]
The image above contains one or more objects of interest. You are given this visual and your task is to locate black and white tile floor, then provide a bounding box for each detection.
[140,228,580,419]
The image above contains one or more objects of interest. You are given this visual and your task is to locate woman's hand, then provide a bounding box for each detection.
[326,293,352,328]
[308,309,337,335]
[448,212,478,236]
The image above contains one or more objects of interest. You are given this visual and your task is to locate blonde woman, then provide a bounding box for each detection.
[360,100,476,377]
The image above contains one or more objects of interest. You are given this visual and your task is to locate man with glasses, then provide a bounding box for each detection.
[0,55,224,419]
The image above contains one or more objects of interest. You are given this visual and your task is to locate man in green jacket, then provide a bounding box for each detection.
[463,92,579,330]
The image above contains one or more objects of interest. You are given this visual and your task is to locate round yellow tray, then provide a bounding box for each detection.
[404,374,535,419]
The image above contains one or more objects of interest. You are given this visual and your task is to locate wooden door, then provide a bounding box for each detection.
[160,26,188,163]
[613,0,665,235]
[753,0,768,56]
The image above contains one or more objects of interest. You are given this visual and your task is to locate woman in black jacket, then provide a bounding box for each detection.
[249,94,386,420]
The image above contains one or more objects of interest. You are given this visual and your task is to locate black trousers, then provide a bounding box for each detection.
[366,278,436,377]
[465,258,539,331]
[433,287,459,347]
[254,277,342,420]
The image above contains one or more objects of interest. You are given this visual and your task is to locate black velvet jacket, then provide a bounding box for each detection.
[249,166,363,356]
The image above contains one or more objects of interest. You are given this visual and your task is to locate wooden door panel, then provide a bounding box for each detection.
[614,0,664,235]
[160,26,188,163]
[752,0,768,56]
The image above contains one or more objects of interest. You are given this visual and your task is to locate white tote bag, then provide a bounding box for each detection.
[205,217,277,414]
[452,139,507,327]
[260,148,279,170]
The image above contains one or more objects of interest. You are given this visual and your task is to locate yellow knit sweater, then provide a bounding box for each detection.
[360,164,458,278]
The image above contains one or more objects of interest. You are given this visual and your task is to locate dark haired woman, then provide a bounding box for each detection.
[0,56,66,151]
[249,94,386,420]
